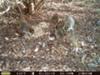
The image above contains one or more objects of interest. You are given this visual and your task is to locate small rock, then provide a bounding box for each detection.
[22,49,26,54]
[32,72,34,75]
[40,65,49,71]
[11,37,18,40]
[5,37,9,41]
[39,22,49,28]
[46,49,50,51]
[41,66,49,71]
[1,53,8,57]
[34,46,39,52]
[90,45,95,49]
[97,57,100,64]
[42,42,46,48]
[32,55,36,58]
[38,42,42,45]
[23,67,31,71]
[15,33,19,36]
[87,36,93,42]
[88,63,97,68]
[96,20,100,26]
[73,47,82,53]
[81,41,87,47]
[48,36,55,41]
[0,45,3,48]
[63,66,72,71]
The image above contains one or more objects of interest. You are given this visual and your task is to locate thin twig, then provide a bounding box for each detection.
[0,6,11,16]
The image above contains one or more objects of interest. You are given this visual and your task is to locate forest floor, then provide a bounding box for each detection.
[0,0,100,71]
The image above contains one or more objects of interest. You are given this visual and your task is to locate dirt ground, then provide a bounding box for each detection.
[0,0,100,71]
